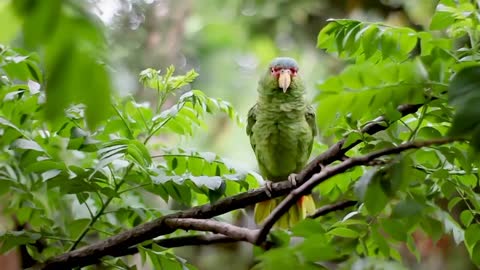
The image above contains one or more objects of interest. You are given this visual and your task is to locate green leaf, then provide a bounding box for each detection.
[317,19,418,62]
[343,131,362,149]
[365,181,388,215]
[189,176,223,190]
[449,66,480,109]
[406,234,421,262]
[460,210,474,227]
[25,159,66,173]
[139,68,162,90]
[291,219,325,237]
[471,243,480,267]
[257,247,323,270]
[297,235,339,261]
[67,219,91,239]
[13,0,62,47]
[465,224,480,250]
[11,138,44,152]
[164,181,192,205]
[171,158,178,170]
[448,197,462,212]
[420,217,444,242]
[315,61,428,130]
[328,227,360,238]
[44,14,112,127]
[0,117,22,133]
[0,230,41,253]
[417,126,442,139]
[391,199,425,218]
[430,11,455,30]
[448,65,480,150]
[355,169,388,215]
[140,245,188,270]
[127,140,151,167]
[381,219,407,242]
[370,226,391,257]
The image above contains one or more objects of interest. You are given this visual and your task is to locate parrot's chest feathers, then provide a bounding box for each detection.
[253,104,311,168]
[250,92,314,179]
[256,99,306,123]
[255,109,308,141]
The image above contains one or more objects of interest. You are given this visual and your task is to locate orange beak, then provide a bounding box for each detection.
[278,69,292,93]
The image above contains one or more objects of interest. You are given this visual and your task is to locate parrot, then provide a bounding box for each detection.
[246,57,317,229]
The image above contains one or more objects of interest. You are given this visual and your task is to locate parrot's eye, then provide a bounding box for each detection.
[270,66,297,75]
[271,67,281,73]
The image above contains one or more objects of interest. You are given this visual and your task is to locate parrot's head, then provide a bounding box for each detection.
[259,57,303,95]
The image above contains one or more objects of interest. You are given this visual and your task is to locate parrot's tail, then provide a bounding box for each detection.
[254,195,316,228]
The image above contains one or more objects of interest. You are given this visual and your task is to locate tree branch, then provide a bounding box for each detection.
[116,199,359,258]
[31,102,428,270]
[297,103,423,184]
[255,137,459,244]
[117,200,359,257]
[116,198,357,258]
[308,200,357,219]
[163,218,258,244]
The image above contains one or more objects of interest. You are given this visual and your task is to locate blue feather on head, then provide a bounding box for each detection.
[269,57,299,69]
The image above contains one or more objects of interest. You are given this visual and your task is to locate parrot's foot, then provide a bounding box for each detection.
[288,173,298,187]
[264,181,273,197]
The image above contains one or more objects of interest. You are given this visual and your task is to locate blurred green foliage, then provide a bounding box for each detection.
[1,0,112,127]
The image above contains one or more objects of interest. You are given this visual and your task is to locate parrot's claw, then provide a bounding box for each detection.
[265,181,273,197]
[288,173,298,188]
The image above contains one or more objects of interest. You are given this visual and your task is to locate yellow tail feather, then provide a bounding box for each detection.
[254,195,315,229]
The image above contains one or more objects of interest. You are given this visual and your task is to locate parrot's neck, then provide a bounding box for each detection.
[257,87,306,112]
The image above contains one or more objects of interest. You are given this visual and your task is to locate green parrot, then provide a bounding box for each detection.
[247,57,317,228]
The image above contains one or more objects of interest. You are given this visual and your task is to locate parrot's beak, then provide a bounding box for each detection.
[278,69,291,93]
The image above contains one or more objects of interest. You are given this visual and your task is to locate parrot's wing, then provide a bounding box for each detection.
[246,104,257,151]
[246,104,257,136]
[305,105,317,138]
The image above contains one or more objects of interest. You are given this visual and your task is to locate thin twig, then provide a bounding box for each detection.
[111,104,134,139]
[144,103,185,144]
[407,103,428,141]
[308,200,357,219]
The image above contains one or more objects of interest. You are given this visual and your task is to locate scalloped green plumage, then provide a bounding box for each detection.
[247,57,317,228]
